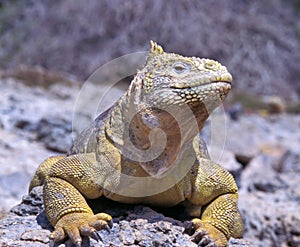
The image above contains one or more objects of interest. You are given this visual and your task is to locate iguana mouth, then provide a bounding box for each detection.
[151,81,232,106]
[170,80,231,89]
[170,81,231,90]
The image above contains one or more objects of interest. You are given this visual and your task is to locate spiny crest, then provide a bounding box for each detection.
[149,40,164,54]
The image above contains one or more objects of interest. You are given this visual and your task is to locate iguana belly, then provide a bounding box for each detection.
[103,177,192,207]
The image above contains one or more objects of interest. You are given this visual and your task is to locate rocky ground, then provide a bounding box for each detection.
[0,77,299,246]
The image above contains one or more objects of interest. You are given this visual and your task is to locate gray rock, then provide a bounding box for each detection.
[0,78,75,213]
[239,152,300,247]
[2,77,300,247]
[0,215,49,247]
[225,114,300,165]
[0,187,252,247]
[280,151,300,173]
[0,172,31,205]
[0,78,75,152]
[228,238,255,247]
[32,117,73,153]
[240,188,300,247]
[0,128,54,213]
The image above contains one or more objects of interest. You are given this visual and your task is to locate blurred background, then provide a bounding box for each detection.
[0,1,300,246]
[1,0,300,105]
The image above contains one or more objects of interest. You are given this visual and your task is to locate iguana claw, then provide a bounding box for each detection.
[198,235,217,247]
[91,230,102,242]
[190,229,217,247]
[190,228,208,242]
[75,240,82,247]
[104,223,111,233]
[190,219,221,247]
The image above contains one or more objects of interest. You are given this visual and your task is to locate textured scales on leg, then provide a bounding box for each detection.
[43,154,113,246]
[30,41,243,246]
[187,157,243,246]
[29,155,65,192]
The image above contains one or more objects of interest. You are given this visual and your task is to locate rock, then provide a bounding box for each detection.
[224,113,300,247]
[228,103,244,121]
[225,115,269,164]
[20,229,50,244]
[32,117,73,153]
[281,151,300,173]
[0,65,75,88]
[0,128,55,213]
[225,114,300,165]
[239,149,300,247]
[228,238,255,247]
[262,95,286,114]
[0,215,49,247]
[0,78,75,132]
[1,76,300,247]
[0,77,75,152]
[0,78,75,214]
[0,172,31,206]
[239,184,300,247]
[0,187,252,247]
[239,145,287,193]
[11,186,44,217]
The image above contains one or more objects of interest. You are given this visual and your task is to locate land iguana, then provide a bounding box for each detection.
[30,41,243,247]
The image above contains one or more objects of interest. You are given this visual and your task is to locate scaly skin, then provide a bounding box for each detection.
[30,41,243,247]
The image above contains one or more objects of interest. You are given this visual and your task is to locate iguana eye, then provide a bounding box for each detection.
[204,61,218,70]
[173,62,190,74]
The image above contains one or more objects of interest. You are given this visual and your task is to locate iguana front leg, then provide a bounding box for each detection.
[29,155,66,192]
[42,153,113,246]
[188,159,243,247]
[190,193,243,247]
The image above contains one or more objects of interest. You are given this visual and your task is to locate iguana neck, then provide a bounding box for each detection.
[105,76,209,176]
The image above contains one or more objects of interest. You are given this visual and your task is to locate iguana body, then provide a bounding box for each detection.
[30,41,243,247]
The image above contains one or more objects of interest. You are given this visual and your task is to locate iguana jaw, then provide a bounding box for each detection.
[169,72,232,89]
[166,69,232,97]
[146,80,231,108]
[169,81,232,103]
[170,81,231,89]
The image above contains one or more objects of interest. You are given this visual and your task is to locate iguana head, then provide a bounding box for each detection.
[139,40,232,110]
[108,41,233,177]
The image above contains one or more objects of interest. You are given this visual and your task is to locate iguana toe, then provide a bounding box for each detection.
[190,218,227,247]
[88,213,113,231]
[190,227,207,242]
[191,228,217,246]
[190,229,221,247]
[91,230,102,241]
[198,235,218,247]
[50,212,112,246]
[49,226,65,246]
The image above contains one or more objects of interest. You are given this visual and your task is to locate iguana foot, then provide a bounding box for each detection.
[190,218,227,247]
[49,212,113,247]
[191,229,217,247]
